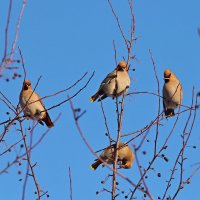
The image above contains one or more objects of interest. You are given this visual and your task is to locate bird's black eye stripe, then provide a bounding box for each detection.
[23,84,29,90]
[118,68,124,71]
[165,73,171,79]
[166,73,171,78]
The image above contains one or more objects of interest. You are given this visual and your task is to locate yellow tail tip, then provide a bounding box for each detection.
[89,97,94,103]
[90,165,95,170]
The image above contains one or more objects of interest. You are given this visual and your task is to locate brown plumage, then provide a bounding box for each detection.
[19,80,54,128]
[90,61,130,102]
[163,69,183,117]
[90,142,134,170]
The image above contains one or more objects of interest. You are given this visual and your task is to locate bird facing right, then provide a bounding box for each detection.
[90,61,130,102]
[162,69,183,117]
[90,142,134,170]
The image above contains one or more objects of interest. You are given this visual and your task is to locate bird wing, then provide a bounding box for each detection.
[162,85,167,109]
[99,70,117,89]
[30,92,48,115]
[31,92,44,108]
[37,93,50,116]
[163,99,166,112]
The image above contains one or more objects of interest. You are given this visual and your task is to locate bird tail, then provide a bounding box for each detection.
[89,93,99,103]
[90,159,102,170]
[164,109,175,117]
[43,112,54,128]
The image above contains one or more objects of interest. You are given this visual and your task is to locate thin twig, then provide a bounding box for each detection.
[68,167,73,200]
[108,0,128,50]
[3,0,12,62]
[22,123,35,200]
[18,120,41,200]
[149,49,161,156]
[45,71,95,112]
[0,0,27,73]
[133,145,154,200]
[100,100,112,144]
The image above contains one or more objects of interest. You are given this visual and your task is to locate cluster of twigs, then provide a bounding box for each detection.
[0,0,26,79]
[69,1,200,200]
[0,2,94,199]
[0,66,94,199]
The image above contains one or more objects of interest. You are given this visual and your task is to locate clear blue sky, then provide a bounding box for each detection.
[0,0,200,199]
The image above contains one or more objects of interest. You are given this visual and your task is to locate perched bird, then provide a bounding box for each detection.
[163,69,183,117]
[90,142,134,170]
[19,80,54,128]
[90,61,130,102]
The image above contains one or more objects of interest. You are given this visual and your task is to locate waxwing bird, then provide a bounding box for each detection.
[163,69,183,117]
[19,80,54,128]
[90,61,130,102]
[90,142,134,170]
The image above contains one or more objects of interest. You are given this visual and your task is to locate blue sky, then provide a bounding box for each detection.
[0,0,200,199]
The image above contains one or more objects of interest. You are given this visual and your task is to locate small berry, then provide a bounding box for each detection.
[142,151,146,155]
[164,157,169,162]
